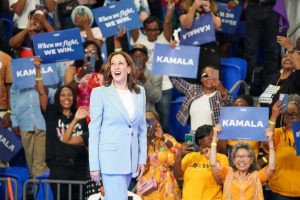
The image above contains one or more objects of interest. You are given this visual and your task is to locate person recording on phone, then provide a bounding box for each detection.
[179,0,221,82]
[136,111,181,199]
[64,40,104,109]
[170,66,234,132]
[173,125,229,200]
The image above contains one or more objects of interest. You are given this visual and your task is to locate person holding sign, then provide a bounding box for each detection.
[33,56,89,200]
[71,5,104,47]
[179,0,221,81]
[209,125,276,200]
[174,124,229,200]
[267,95,300,199]
[170,66,234,131]
[89,51,147,200]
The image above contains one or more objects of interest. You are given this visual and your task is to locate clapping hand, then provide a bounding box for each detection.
[75,106,89,120]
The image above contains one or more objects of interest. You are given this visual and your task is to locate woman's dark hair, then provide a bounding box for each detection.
[195,125,213,146]
[73,40,103,72]
[231,142,259,173]
[54,85,77,115]
[104,51,140,94]
[235,95,254,106]
[143,16,162,33]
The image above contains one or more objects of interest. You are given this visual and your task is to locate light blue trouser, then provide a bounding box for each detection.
[102,173,132,200]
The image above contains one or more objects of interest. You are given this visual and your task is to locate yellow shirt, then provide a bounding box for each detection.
[269,127,300,197]
[181,152,229,200]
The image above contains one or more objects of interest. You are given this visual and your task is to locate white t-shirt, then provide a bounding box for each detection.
[9,0,40,29]
[189,92,216,131]
[117,88,135,121]
[132,31,173,91]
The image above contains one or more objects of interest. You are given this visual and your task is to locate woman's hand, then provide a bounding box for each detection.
[33,56,42,68]
[137,164,146,180]
[75,106,89,120]
[265,128,274,142]
[114,26,127,41]
[179,142,192,156]
[212,125,222,141]
[271,100,284,119]
[277,36,293,50]
[90,170,101,184]
[199,0,210,12]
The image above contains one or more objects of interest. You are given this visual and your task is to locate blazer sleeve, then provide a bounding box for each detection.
[88,88,104,171]
[138,86,147,165]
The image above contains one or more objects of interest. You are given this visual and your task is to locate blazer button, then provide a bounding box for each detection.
[128,125,131,128]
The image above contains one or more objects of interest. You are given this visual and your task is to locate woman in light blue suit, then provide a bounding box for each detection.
[89,51,147,200]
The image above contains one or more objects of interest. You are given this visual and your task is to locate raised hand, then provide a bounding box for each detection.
[75,106,89,120]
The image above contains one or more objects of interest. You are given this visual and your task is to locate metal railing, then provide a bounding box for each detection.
[0,177,18,200]
[23,179,86,200]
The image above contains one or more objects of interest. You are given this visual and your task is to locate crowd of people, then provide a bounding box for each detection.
[1,0,300,200]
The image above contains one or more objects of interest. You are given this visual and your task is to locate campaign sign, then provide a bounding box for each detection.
[0,119,23,162]
[217,3,243,34]
[11,57,58,90]
[152,43,200,78]
[32,28,84,63]
[180,13,215,46]
[219,107,269,141]
[92,0,141,38]
[292,121,300,156]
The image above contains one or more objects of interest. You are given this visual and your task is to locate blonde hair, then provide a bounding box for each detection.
[180,0,218,14]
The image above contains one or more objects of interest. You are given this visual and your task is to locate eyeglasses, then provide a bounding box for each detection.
[201,73,209,78]
[234,154,251,160]
[84,48,97,54]
[283,112,299,119]
[144,29,160,33]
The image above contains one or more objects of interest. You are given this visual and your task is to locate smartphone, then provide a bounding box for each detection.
[211,69,219,79]
[185,133,195,151]
[279,93,288,113]
[86,55,96,72]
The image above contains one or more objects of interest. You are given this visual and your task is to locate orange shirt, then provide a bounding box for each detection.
[0,51,12,110]
[215,166,272,200]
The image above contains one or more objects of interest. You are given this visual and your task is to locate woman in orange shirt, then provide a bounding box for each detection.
[209,125,276,200]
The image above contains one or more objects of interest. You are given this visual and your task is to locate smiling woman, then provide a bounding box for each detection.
[209,125,276,200]
[89,51,147,200]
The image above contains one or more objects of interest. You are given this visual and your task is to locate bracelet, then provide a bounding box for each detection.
[114,48,122,52]
[262,156,268,164]
[35,77,42,81]
[233,0,239,5]
[167,2,175,10]
[211,142,217,146]
[6,109,12,114]
[268,120,276,125]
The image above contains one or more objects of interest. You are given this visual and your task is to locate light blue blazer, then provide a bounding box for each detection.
[88,84,147,174]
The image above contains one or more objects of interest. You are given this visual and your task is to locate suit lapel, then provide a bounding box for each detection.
[107,84,130,124]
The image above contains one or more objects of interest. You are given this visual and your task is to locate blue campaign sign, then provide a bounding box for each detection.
[152,43,200,78]
[0,119,23,162]
[92,0,141,38]
[292,121,300,156]
[11,57,58,90]
[217,2,243,34]
[32,28,84,63]
[180,13,215,46]
[219,107,269,141]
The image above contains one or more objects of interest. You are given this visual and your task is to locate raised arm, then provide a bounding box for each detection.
[179,0,199,29]
[163,0,175,42]
[264,129,275,177]
[169,76,191,95]
[33,56,48,112]
[10,0,27,16]
[61,106,89,145]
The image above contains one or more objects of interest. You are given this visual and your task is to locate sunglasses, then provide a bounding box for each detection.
[84,49,97,54]
[201,73,209,78]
